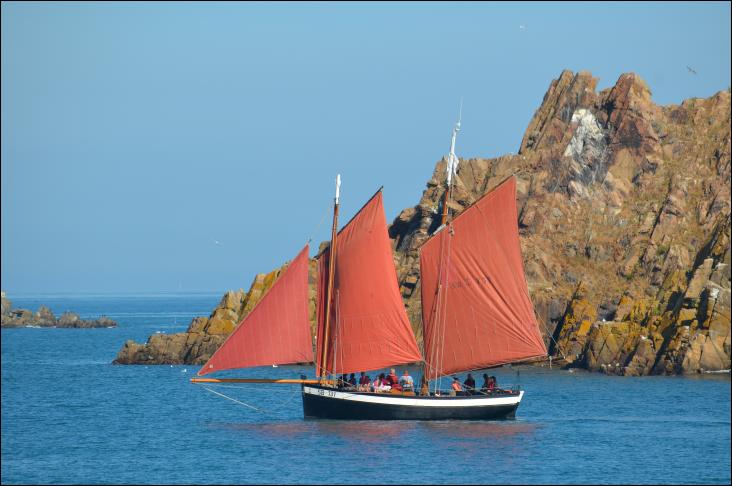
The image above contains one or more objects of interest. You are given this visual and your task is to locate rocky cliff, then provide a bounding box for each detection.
[1,291,117,328]
[114,70,731,375]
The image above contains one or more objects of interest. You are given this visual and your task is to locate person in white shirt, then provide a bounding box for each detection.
[399,370,414,392]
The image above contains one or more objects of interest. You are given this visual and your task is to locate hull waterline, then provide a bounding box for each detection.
[301,384,522,420]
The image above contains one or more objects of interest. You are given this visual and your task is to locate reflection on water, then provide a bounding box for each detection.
[420,420,539,439]
[210,422,312,439]
[310,420,411,441]
[208,419,539,445]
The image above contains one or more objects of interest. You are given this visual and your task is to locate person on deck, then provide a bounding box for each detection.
[371,374,381,392]
[348,373,357,388]
[463,373,476,395]
[419,376,429,396]
[399,370,414,392]
[386,369,399,386]
[374,373,391,393]
[480,373,491,394]
[490,375,498,391]
[450,376,463,396]
[379,373,392,393]
[358,372,371,391]
[337,374,348,389]
[387,368,402,391]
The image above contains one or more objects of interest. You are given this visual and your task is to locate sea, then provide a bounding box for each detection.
[1,293,730,485]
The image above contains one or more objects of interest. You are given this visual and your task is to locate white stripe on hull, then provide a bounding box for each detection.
[302,386,523,408]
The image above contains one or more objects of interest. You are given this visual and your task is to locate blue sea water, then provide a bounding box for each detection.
[1,294,730,485]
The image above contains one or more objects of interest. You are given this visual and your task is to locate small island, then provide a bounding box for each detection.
[1,291,117,329]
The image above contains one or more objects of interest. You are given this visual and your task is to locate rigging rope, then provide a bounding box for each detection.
[308,202,332,245]
[199,383,302,416]
[530,305,568,362]
[436,225,454,394]
[201,386,263,412]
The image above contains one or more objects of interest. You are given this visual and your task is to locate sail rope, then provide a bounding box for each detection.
[425,220,447,395]
[199,383,302,416]
[308,201,332,245]
[424,258,439,391]
[429,176,457,395]
[436,225,454,394]
[201,386,264,412]
[333,290,343,383]
[536,308,568,362]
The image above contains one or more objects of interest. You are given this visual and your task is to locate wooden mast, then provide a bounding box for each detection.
[440,187,450,225]
[320,174,341,381]
[423,105,461,394]
[439,100,461,227]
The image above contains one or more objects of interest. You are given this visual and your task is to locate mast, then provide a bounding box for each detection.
[320,174,341,381]
[315,188,422,377]
[440,100,462,225]
[423,102,462,393]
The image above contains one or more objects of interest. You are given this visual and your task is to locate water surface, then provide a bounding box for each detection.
[2,294,730,484]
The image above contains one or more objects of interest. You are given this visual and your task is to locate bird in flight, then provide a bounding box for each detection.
[687,66,697,75]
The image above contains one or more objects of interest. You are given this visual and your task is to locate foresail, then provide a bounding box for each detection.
[420,177,547,380]
[197,245,313,376]
[316,191,422,376]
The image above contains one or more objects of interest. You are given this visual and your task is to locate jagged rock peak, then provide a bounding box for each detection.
[519,70,662,157]
[520,70,599,154]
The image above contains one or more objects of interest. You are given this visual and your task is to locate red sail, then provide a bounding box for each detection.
[198,245,313,376]
[316,191,422,376]
[420,177,546,380]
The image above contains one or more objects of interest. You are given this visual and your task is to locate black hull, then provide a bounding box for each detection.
[301,385,521,420]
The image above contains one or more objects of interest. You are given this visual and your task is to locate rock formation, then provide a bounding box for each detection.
[1,291,117,328]
[113,260,318,365]
[114,70,731,375]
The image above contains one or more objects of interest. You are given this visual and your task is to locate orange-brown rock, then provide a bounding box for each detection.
[114,71,731,375]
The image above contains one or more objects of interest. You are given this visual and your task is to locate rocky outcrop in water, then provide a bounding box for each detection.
[113,260,317,365]
[1,292,117,328]
[114,70,731,374]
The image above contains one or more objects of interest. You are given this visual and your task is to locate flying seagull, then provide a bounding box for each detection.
[687,66,697,75]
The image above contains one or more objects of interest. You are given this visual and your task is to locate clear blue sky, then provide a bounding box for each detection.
[2,1,730,294]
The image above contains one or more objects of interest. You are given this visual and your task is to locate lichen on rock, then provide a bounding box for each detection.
[113,70,731,375]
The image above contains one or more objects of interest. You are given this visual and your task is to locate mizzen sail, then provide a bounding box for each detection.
[198,245,313,376]
[316,191,422,376]
[420,176,546,380]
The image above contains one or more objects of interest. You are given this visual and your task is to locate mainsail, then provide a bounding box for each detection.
[197,245,313,376]
[420,176,547,380]
[316,190,422,376]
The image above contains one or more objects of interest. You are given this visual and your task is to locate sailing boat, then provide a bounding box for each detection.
[191,119,546,420]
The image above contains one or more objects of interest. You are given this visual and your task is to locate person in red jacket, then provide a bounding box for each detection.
[357,371,370,391]
[387,368,402,391]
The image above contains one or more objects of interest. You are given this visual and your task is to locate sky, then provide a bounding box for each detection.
[2,1,730,295]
